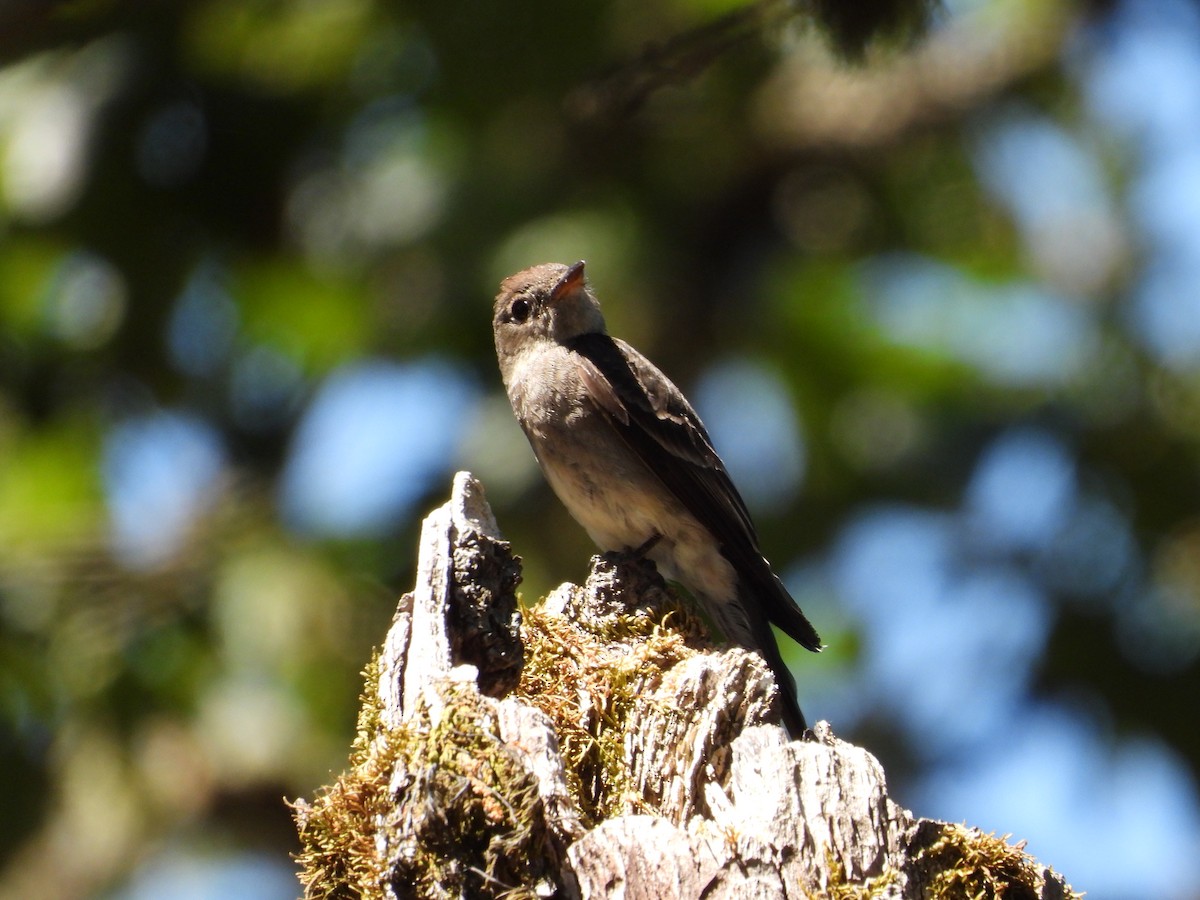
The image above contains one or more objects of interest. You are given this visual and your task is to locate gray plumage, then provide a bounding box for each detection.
[492,260,821,736]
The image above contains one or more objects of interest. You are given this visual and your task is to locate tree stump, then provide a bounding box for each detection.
[293,472,1078,900]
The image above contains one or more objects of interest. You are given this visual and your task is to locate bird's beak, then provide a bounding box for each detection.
[550,260,586,303]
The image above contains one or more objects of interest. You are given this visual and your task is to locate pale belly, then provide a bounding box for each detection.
[505,343,744,640]
[536,439,739,613]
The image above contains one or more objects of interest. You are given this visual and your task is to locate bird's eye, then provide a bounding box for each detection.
[510,297,531,323]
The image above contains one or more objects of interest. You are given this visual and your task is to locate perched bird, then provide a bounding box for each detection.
[492,260,821,737]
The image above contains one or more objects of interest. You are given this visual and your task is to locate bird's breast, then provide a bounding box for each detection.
[503,342,738,614]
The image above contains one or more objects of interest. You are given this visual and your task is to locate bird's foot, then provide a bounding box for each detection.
[606,532,662,564]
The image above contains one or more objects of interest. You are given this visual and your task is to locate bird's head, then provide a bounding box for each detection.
[492,261,605,364]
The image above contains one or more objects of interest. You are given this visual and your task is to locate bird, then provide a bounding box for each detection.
[492,260,821,737]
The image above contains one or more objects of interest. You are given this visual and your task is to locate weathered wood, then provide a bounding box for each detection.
[294,472,1079,900]
[377,471,523,728]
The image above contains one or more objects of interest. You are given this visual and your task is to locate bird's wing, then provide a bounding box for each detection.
[567,332,821,651]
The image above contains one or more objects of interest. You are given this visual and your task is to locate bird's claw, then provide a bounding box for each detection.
[605,532,663,565]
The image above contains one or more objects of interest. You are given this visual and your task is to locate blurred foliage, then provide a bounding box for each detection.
[0,0,1197,897]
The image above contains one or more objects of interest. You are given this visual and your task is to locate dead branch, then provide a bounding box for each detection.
[294,471,1078,900]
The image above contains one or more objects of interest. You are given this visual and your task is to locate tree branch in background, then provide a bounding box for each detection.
[566,0,938,126]
[566,0,1066,152]
[752,0,1070,150]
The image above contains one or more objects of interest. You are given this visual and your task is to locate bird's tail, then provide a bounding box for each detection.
[757,631,808,739]
[734,582,809,739]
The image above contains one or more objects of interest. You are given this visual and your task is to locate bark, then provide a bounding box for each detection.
[294,472,1079,900]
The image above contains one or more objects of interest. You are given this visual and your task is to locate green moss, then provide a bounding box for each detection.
[387,684,551,899]
[293,662,554,899]
[516,601,702,824]
[819,850,900,899]
[292,656,394,899]
[913,824,1081,900]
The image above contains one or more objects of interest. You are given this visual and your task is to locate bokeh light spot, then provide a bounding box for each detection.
[280,357,477,536]
[692,357,806,514]
[103,411,226,569]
